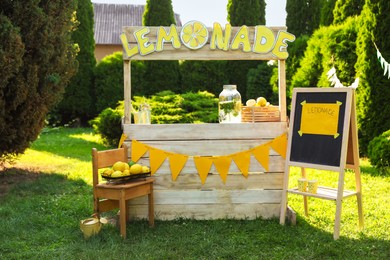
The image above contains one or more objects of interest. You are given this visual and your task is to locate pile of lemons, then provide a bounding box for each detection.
[245,97,270,107]
[101,161,150,178]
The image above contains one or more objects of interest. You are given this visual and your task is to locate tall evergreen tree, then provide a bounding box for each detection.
[286,0,323,37]
[333,0,364,24]
[355,0,390,155]
[142,0,180,95]
[320,0,336,26]
[0,0,77,160]
[227,0,266,101]
[55,0,96,125]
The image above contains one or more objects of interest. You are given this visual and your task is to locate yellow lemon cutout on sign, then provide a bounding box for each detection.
[180,21,209,50]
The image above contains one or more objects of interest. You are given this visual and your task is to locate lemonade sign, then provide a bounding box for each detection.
[120,21,295,60]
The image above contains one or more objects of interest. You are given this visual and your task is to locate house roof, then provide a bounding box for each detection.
[93,3,182,45]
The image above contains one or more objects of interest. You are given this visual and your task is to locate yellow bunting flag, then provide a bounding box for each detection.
[270,133,287,159]
[252,143,270,172]
[131,139,149,162]
[149,148,168,175]
[232,151,251,178]
[212,156,232,184]
[168,153,189,181]
[118,133,127,148]
[193,156,213,184]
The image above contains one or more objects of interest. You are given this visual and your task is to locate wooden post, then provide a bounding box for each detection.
[278,60,287,122]
[124,60,131,124]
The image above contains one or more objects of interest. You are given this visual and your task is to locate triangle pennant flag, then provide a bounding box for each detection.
[232,151,251,178]
[168,153,189,181]
[149,148,168,175]
[270,133,287,159]
[131,139,149,162]
[193,156,213,185]
[118,133,127,148]
[252,143,270,172]
[212,156,232,184]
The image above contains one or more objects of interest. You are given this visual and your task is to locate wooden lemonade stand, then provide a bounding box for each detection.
[119,22,295,220]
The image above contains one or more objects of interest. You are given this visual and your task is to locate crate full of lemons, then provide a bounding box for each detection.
[242,97,280,122]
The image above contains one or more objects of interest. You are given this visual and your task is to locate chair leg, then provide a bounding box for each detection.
[119,198,127,239]
[148,188,154,228]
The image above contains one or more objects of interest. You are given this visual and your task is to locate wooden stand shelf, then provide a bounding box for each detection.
[287,186,358,200]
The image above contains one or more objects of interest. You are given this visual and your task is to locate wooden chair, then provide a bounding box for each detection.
[92,144,154,238]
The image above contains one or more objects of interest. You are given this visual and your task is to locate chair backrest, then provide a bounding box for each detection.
[92,144,128,187]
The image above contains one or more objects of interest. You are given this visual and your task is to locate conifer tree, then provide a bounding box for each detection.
[142,0,180,95]
[333,0,364,24]
[55,0,96,125]
[227,0,266,101]
[0,0,77,160]
[355,0,390,154]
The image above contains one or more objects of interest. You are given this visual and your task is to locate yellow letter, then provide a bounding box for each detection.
[253,26,275,54]
[210,22,231,51]
[156,25,181,52]
[230,25,251,52]
[271,31,295,59]
[134,27,155,56]
[119,33,139,58]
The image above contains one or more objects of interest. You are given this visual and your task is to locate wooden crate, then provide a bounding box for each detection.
[241,106,281,122]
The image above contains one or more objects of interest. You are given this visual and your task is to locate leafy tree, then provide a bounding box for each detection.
[55,0,96,125]
[290,17,359,90]
[333,0,364,24]
[286,0,323,37]
[142,0,180,95]
[246,62,277,104]
[180,60,229,97]
[227,0,266,101]
[0,0,77,160]
[94,52,146,113]
[320,0,336,26]
[355,0,390,155]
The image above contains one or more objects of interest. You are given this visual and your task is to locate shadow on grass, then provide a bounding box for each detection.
[0,168,389,259]
[28,127,111,162]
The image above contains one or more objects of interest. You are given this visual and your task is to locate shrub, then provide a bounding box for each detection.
[368,130,390,175]
[90,102,124,147]
[91,91,218,145]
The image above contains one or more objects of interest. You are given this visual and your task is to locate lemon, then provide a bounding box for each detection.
[180,21,208,50]
[246,99,256,107]
[111,170,123,178]
[141,166,150,173]
[102,168,113,177]
[256,97,267,107]
[122,169,130,176]
[130,164,143,175]
[112,161,126,172]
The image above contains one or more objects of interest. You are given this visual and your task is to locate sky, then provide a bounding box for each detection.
[91,0,287,27]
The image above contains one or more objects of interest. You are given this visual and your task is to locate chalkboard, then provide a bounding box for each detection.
[288,88,353,168]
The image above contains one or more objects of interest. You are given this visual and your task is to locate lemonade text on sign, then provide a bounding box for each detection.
[120,21,295,59]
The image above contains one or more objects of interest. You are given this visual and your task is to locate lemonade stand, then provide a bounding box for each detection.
[120,21,295,220]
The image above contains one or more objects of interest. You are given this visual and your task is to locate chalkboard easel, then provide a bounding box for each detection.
[280,88,363,240]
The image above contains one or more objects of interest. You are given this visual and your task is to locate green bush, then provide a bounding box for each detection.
[368,130,390,175]
[91,91,218,146]
[94,52,146,113]
[89,103,124,147]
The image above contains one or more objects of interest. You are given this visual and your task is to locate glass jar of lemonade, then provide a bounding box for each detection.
[218,85,242,123]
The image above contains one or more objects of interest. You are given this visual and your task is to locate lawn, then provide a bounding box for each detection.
[0,127,389,259]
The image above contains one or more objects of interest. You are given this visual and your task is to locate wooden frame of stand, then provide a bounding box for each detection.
[279,88,363,240]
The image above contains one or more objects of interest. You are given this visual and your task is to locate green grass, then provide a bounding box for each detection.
[1,127,389,259]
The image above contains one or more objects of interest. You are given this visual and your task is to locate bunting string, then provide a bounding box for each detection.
[131,133,287,185]
[326,67,359,88]
[373,42,390,79]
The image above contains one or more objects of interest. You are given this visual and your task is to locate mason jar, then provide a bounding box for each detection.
[218,85,242,123]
